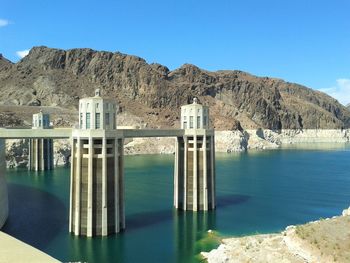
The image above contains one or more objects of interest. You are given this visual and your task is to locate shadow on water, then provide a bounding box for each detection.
[216,194,251,209]
[126,209,173,232]
[126,194,250,232]
[3,183,67,250]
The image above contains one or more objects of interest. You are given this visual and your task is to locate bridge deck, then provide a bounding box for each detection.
[0,128,73,139]
[0,128,186,139]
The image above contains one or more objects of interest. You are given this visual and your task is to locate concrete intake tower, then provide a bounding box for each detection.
[174,98,216,211]
[69,89,124,237]
[28,111,54,171]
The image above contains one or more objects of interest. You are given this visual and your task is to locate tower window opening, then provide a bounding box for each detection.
[190,116,194,128]
[95,113,101,129]
[86,113,91,129]
[105,113,110,126]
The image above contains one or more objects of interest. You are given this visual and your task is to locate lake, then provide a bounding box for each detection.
[3,143,350,263]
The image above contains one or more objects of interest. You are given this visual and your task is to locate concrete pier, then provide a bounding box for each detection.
[69,90,124,237]
[174,99,215,211]
[174,98,216,211]
[28,111,54,171]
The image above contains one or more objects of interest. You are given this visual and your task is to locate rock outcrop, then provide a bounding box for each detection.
[5,139,71,168]
[6,139,28,168]
[202,207,350,263]
[1,46,350,167]
[0,46,350,130]
[54,139,71,166]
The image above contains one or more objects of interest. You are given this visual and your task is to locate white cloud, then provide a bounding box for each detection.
[0,19,9,27]
[320,79,350,106]
[16,49,30,58]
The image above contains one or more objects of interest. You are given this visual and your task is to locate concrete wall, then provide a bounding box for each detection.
[0,139,8,228]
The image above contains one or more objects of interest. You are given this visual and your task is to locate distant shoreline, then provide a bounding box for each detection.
[4,129,350,168]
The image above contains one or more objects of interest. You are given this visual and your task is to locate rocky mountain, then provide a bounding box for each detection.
[0,54,12,71]
[347,103,350,111]
[0,46,349,130]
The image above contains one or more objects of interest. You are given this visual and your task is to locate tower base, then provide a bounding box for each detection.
[28,138,54,171]
[69,131,125,237]
[174,130,216,211]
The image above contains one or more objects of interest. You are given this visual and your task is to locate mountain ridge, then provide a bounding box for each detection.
[0,46,349,130]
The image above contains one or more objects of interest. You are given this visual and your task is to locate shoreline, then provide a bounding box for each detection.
[202,207,350,263]
[5,128,350,168]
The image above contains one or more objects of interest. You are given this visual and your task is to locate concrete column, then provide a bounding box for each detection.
[69,137,74,233]
[210,135,215,209]
[41,139,44,171]
[50,139,53,169]
[74,138,82,234]
[193,135,198,211]
[203,135,208,210]
[174,137,179,208]
[45,139,49,170]
[114,139,120,233]
[119,138,125,229]
[102,137,108,236]
[28,139,32,170]
[49,139,52,169]
[35,139,39,171]
[183,136,188,210]
[87,137,93,237]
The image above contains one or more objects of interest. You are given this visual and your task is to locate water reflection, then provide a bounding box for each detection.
[174,210,216,263]
[67,234,125,263]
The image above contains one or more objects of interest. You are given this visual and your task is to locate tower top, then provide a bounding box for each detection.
[180,98,209,129]
[32,111,50,129]
[78,89,117,130]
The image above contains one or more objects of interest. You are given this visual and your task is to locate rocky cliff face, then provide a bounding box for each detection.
[0,46,350,130]
[5,139,71,168]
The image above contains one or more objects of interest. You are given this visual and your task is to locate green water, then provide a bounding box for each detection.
[3,144,350,263]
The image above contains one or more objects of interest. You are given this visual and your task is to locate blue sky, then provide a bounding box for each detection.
[1,0,350,105]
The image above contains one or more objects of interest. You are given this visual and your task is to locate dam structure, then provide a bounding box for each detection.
[0,90,216,237]
[28,111,54,171]
[0,139,8,229]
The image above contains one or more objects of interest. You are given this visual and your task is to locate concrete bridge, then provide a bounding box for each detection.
[0,128,186,139]
[0,90,216,237]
